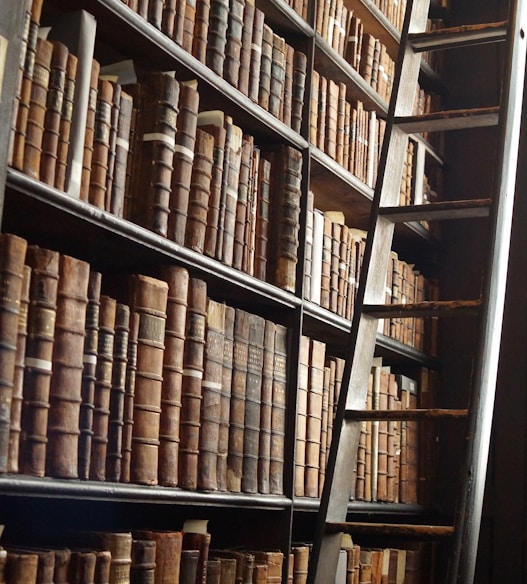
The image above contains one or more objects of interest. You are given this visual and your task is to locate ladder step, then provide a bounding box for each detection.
[380,198,491,222]
[344,408,468,420]
[326,522,455,539]
[395,106,500,133]
[409,21,508,52]
[363,300,481,318]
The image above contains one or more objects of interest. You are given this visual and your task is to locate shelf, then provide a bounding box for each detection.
[257,0,314,36]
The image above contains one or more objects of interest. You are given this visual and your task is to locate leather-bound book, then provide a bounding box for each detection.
[19,246,59,477]
[237,0,254,97]
[8,264,31,473]
[232,134,254,271]
[178,277,207,490]
[335,82,346,167]
[197,111,226,259]
[319,215,331,310]
[148,0,164,29]
[129,275,168,485]
[205,558,221,584]
[192,0,210,63]
[258,24,273,111]
[136,0,148,18]
[6,550,38,584]
[185,128,215,254]
[253,551,283,584]
[130,539,156,584]
[80,59,101,202]
[317,74,327,152]
[206,0,229,76]
[106,303,130,482]
[253,155,271,282]
[158,265,189,487]
[182,530,210,584]
[325,79,338,160]
[295,335,309,497]
[94,550,112,584]
[180,551,199,584]
[8,548,55,584]
[40,41,69,186]
[253,563,267,584]
[162,0,186,44]
[53,548,72,584]
[54,51,78,191]
[133,530,182,584]
[241,146,258,275]
[223,0,245,87]
[242,313,265,493]
[247,8,264,103]
[103,82,122,210]
[68,550,96,584]
[198,299,225,491]
[46,254,90,479]
[182,0,197,53]
[213,556,236,584]
[89,295,116,481]
[268,34,286,119]
[217,304,234,490]
[168,82,200,245]
[98,532,132,584]
[127,73,180,237]
[281,44,294,128]
[78,271,102,480]
[291,547,309,584]
[309,69,319,146]
[269,324,287,495]
[10,0,44,170]
[257,320,275,494]
[22,37,53,180]
[226,308,250,492]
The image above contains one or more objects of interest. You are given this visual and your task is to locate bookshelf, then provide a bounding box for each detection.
[0,0,519,581]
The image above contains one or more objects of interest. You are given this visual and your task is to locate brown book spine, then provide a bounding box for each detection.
[182,0,197,53]
[185,129,215,253]
[192,0,210,63]
[130,539,156,584]
[54,52,78,191]
[268,34,286,118]
[134,530,182,584]
[8,264,31,474]
[99,532,132,584]
[103,82,121,211]
[237,0,255,96]
[40,41,69,186]
[295,335,309,497]
[254,551,283,584]
[20,247,60,477]
[205,559,221,584]
[68,550,96,584]
[217,304,234,491]
[258,24,273,111]
[182,532,210,584]
[253,155,271,282]
[130,275,168,485]
[148,0,164,29]
[206,0,230,76]
[23,37,53,180]
[78,271,102,480]
[223,0,245,87]
[291,547,309,584]
[53,549,72,584]
[109,89,133,217]
[247,8,264,103]
[198,300,225,491]
[270,323,287,495]
[180,550,199,584]
[106,303,130,482]
[281,44,294,127]
[6,551,38,584]
[232,134,254,271]
[80,59,101,202]
[178,278,207,490]
[158,265,189,487]
[227,308,250,492]
[89,295,116,482]
[94,550,112,584]
[46,255,90,479]
[242,146,258,275]
[166,0,187,45]
[168,83,200,245]
[257,320,275,494]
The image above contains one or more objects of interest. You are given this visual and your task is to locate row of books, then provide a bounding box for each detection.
[0,233,289,495]
[119,0,308,127]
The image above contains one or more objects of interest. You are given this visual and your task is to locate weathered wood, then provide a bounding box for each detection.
[380,198,491,222]
[396,106,500,133]
[409,21,508,52]
[326,522,455,539]
[363,299,481,318]
[344,408,468,420]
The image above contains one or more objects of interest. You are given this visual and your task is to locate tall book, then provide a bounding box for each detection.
[223,0,245,87]
[269,34,286,119]
[134,530,182,584]
[130,539,156,584]
[232,134,254,271]
[129,275,169,485]
[121,311,139,483]
[198,300,225,491]
[192,0,210,63]
[237,0,255,96]
[179,278,207,490]
[19,246,60,478]
[258,320,275,494]
[254,155,271,282]
[182,0,197,53]
[0,234,28,473]
[295,335,309,497]
[89,295,116,482]
[247,8,264,103]
[291,51,307,134]
[46,255,90,479]
[258,24,273,111]
[148,0,164,29]
[162,0,186,45]
[206,0,230,76]
[270,324,287,495]
[158,265,189,488]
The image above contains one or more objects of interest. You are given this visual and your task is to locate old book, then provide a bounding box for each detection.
[80,58,101,201]
[205,558,220,584]
[206,0,229,76]
[309,69,319,146]
[325,79,339,160]
[94,550,112,584]
[158,265,189,487]
[129,275,169,485]
[270,324,287,495]
[318,363,330,494]
[78,271,102,480]
[180,550,199,584]
[291,51,307,134]
[182,0,197,53]
[8,264,31,474]
[99,532,132,583]
[134,530,182,584]
[163,0,187,45]
[237,0,254,96]
[185,128,215,254]
[89,295,116,482]
[242,146,259,275]
[197,111,227,259]
[198,300,225,491]
[192,0,210,63]
[269,34,286,119]
[223,0,245,87]
[102,81,121,211]
[40,41,69,186]
[46,255,90,479]
[258,24,273,111]
[136,0,148,18]
[148,0,164,28]
[253,551,283,584]
[168,82,200,245]
[226,308,250,492]
[247,8,264,103]
[291,546,309,584]
[281,44,294,128]
[130,539,156,584]
[106,303,130,482]
[317,74,327,152]
[232,134,254,270]
[295,335,309,497]
[213,557,236,584]
[179,278,207,490]
[182,524,211,584]
[53,548,72,584]
[253,155,271,282]
[7,547,54,584]
[22,37,53,180]
[6,550,38,584]
[127,73,180,237]
[319,215,332,309]
[257,320,275,494]
[217,304,234,491]
[68,550,96,583]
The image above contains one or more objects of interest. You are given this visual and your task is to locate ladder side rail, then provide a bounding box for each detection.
[447,1,527,582]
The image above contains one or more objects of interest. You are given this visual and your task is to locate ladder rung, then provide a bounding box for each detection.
[363,300,481,318]
[344,408,468,420]
[380,198,491,222]
[409,21,508,52]
[395,106,500,133]
[326,521,455,539]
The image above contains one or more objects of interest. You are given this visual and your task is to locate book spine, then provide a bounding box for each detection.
[192,0,210,63]
[295,335,309,497]
[94,550,112,584]
[253,155,271,282]
[232,134,254,271]
[131,539,156,584]
[99,531,132,583]
[121,311,139,483]
[109,89,133,217]
[247,8,264,103]
[237,0,255,96]
[257,24,273,111]
[148,0,164,29]
[134,530,182,584]
[104,82,121,211]
[270,323,287,495]
[206,0,229,76]
[268,34,286,118]
[182,0,197,53]
[257,320,275,494]
[281,44,294,127]
[6,551,38,583]
[80,59,101,201]
[223,0,245,87]
[69,550,96,583]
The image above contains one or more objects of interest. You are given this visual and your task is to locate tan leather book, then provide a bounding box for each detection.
[158,265,189,487]
[281,44,293,127]
[257,320,275,494]
[99,532,132,584]
[80,59,101,202]
[205,558,221,584]
[291,51,307,135]
[269,324,287,495]
[232,134,254,271]
[257,24,273,111]
[269,34,286,119]
[147,0,164,29]
[206,0,229,76]
[294,335,309,498]
[325,79,339,160]
[318,363,330,495]
[182,0,197,53]
[309,70,319,147]
[102,81,121,211]
[253,551,283,584]
[134,530,182,584]
[52,548,72,584]
[178,278,207,490]
[168,82,200,246]
[182,530,211,584]
[237,0,254,96]
[253,155,271,282]
[335,82,346,167]
[89,295,116,481]
[68,550,96,584]
[192,0,210,63]
[319,215,332,310]
[6,550,38,584]
[130,539,156,583]
[291,546,309,584]
[223,0,245,87]
[129,275,168,485]
[247,8,264,103]
[162,0,186,45]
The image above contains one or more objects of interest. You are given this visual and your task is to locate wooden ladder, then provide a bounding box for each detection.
[306,1,527,583]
